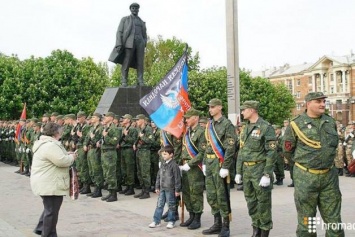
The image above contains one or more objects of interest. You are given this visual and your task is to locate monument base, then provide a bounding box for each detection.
[95,85,152,117]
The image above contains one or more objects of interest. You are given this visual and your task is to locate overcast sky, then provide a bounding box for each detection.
[1,0,354,71]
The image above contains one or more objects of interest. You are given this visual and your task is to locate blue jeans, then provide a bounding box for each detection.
[153,190,177,224]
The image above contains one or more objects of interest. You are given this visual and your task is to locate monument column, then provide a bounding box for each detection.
[225,0,240,125]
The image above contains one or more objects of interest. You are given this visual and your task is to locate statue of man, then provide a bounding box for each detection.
[108,3,147,87]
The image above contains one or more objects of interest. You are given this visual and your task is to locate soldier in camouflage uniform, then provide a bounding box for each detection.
[179,108,206,230]
[273,125,285,185]
[99,112,120,202]
[343,122,355,177]
[76,111,91,194]
[235,101,276,237]
[119,114,138,196]
[8,122,16,164]
[61,115,73,151]
[150,120,161,192]
[133,114,154,199]
[84,113,104,198]
[283,92,344,237]
[202,98,235,237]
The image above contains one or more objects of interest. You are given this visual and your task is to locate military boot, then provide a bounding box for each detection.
[91,187,102,198]
[218,216,230,237]
[80,184,91,195]
[119,186,129,194]
[124,185,135,196]
[202,213,222,235]
[139,190,150,199]
[274,178,283,185]
[106,190,118,202]
[251,226,261,237]
[260,229,270,237]
[134,188,144,198]
[338,168,343,176]
[21,167,29,175]
[101,191,112,201]
[180,212,195,227]
[188,213,201,230]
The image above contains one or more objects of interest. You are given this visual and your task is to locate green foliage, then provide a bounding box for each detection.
[0,50,109,119]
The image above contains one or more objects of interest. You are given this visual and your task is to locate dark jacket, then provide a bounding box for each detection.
[155,159,181,192]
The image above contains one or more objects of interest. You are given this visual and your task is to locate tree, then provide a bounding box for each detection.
[0,50,109,119]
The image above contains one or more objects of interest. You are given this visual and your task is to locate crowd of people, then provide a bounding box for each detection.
[0,92,353,237]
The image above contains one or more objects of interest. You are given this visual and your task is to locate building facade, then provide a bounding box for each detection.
[251,54,355,125]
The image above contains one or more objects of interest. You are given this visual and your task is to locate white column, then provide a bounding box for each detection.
[320,73,324,92]
[312,74,316,91]
[342,70,346,93]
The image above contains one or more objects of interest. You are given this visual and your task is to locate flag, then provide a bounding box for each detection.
[15,103,26,143]
[139,50,191,138]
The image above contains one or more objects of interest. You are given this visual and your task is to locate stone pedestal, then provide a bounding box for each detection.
[95,85,152,117]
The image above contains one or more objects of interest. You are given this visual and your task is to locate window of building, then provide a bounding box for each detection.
[297,104,301,110]
[330,86,334,93]
[296,91,301,98]
[297,79,300,86]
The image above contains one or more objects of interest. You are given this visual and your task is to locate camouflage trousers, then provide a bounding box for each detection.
[205,157,230,218]
[345,145,352,167]
[181,164,204,213]
[101,149,117,190]
[243,162,273,230]
[116,149,122,188]
[87,147,103,188]
[150,150,160,187]
[136,148,151,189]
[294,166,344,237]
[274,154,285,179]
[334,143,345,168]
[76,147,91,184]
[121,147,135,186]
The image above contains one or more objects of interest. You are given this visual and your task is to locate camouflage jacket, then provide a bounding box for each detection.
[282,112,338,169]
[236,117,277,175]
[181,125,206,167]
[204,116,236,170]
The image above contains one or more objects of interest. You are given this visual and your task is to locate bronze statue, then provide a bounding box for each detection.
[108,2,147,87]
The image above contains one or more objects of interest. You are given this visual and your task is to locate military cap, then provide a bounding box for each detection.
[51,112,59,116]
[77,111,87,118]
[26,119,31,123]
[56,115,64,120]
[105,112,115,118]
[114,115,120,120]
[305,92,327,102]
[130,2,140,8]
[65,114,76,120]
[240,100,259,110]
[34,122,42,127]
[92,112,102,119]
[208,98,222,106]
[184,108,200,118]
[199,117,208,124]
[133,114,146,120]
[273,125,282,129]
[31,118,39,123]
[43,113,50,118]
[122,114,133,120]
